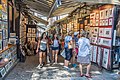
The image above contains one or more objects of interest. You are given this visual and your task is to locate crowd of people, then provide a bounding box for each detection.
[36,30,92,78]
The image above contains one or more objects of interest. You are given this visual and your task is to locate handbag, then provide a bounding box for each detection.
[68,42,73,49]
[60,49,66,58]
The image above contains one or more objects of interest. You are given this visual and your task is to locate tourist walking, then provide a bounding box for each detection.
[64,32,73,70]
[51,33,60,64]
[77,31,91,78]
[36,32,49,69]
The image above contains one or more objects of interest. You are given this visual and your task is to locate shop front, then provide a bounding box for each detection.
[53,4,120,70]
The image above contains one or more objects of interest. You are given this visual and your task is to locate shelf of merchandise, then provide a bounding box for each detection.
[0,44,18,78]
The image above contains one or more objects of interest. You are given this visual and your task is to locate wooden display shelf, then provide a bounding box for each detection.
[0,44,16,54]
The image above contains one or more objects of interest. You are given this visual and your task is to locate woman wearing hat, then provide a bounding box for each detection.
[77,31,91,78]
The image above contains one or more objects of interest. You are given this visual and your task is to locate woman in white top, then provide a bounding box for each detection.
[52,34,60,64]
[77,31,91,78]
[36,32,49,68]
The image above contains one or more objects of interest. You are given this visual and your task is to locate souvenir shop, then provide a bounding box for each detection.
[0,0,38,78]
[54,4,120,70]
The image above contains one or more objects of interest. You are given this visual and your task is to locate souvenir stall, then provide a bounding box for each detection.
[90,4,120,70]
[0,0,18,78]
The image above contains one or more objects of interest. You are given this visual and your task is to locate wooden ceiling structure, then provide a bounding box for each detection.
[16,0,120,24]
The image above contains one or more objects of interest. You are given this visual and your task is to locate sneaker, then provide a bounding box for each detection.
[36,64,43,69]
[40,64,43,68]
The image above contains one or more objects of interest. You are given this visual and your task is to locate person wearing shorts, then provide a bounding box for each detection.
[64,32,73,70]
[36,32,49,69]
[52,34,59,64]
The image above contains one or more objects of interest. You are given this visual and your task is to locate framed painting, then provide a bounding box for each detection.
[32,28,36,33]
[28,28,31,33]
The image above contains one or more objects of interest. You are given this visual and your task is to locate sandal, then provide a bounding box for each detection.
[85,74,92,78]
[80,74,84,77]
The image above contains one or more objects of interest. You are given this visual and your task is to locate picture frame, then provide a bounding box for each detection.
[103,28,112,38]
[102,48,110,69]
[92,20,96,26]
[90,13,95,19]
[28,28,31,33]
[28,38,31,42]
[98,37,103,45]
[91,34,98,38]
[9,38,16,44]
[102,19,105,26]
[109,8,114,18]
[97,47,102,65]
[95,13,99,20]
[10,33,16,37]
[32,38,35,42]
[99,28,104,37]
[32,34,36,37]
[108,18,113,25]
[95,20,99,26]
[102,57,109,69]
[100,10,104,19]
[103,48,110,59]
[102,38,111,47]
[105,19,108,26]
[32,28,36,33]
[90,20,93,26]
[91,37,98,44]
[94,27,99,34]
[27,33,31,37]
[105,9,109,19]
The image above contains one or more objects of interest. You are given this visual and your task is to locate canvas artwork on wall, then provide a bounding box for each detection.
[28,38,31,42]
[99,28,104,37]
[103,28,112,38]
[28,28,31,33]
[109,8,114,18]
[100,10,104,19]
[108,18,113,25]
[32,28,36,33]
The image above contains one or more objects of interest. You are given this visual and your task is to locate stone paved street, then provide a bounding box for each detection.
[5,55,120,80]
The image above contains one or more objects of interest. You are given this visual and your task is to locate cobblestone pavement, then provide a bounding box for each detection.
[5,55,120,80]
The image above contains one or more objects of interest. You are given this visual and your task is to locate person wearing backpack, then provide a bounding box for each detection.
[51,33,60,64]
[36,32,49,69]
[64,31,73,70]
